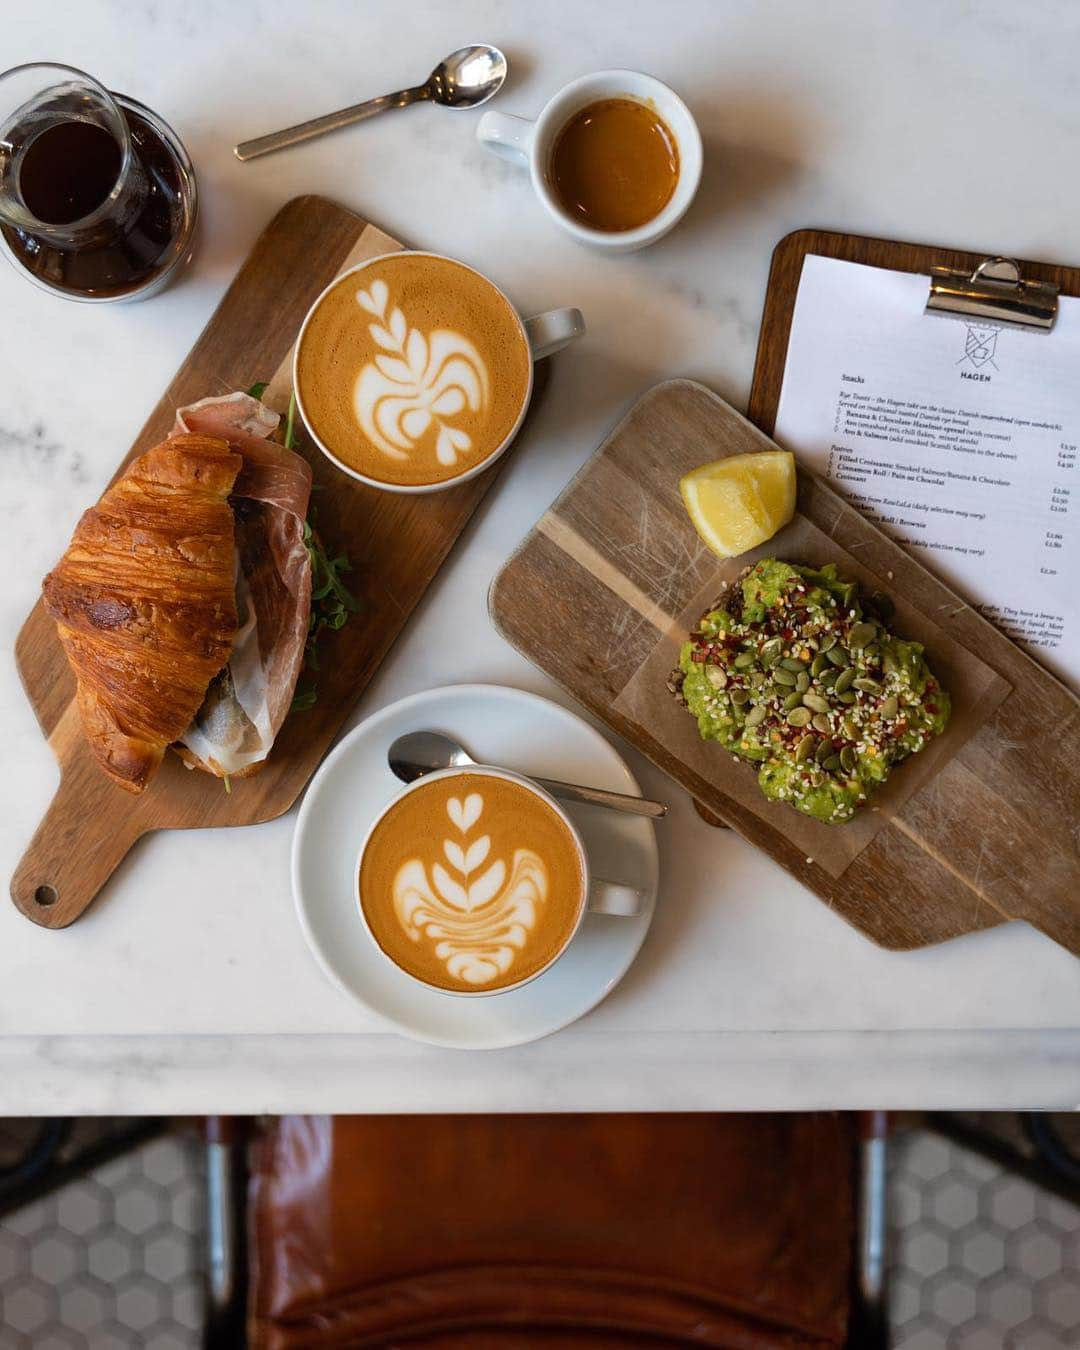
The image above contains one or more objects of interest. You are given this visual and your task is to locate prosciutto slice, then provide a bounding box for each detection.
[170,392,313,777]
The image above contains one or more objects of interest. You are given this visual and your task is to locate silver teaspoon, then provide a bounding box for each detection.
[234,44,508,162]
[388,730,668,820]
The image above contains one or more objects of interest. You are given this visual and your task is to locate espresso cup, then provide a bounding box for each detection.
[356,765,643,998]
[293,251,583,493]
[477,70,703,253]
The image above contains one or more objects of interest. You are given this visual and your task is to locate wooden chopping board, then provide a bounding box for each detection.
[490,379,1080,953]
[13,194,548,928]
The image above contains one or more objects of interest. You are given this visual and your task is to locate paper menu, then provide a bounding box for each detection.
[773,255,1077,685]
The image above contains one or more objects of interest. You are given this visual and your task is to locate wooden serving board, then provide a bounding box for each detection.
[490,379,1080,953]
[13,194,547,928]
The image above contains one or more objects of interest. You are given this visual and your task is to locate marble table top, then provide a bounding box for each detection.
[2,0,1077,1113]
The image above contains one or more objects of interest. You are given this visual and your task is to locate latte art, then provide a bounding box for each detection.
[359,772,585,993]
[296,254,532,488]
[353,278,490,468]
[393,791,547,986]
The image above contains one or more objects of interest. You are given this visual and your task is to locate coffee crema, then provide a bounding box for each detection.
[551,97,680,232]
[296,254,532,487]
[359,772,585,992]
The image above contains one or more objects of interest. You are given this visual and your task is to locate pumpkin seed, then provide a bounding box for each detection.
[880,695,899,719]
[853,677,881,693]
[773,667,797,687]
[842,716,859,739]
[839,690,858,704]
[823,754,842,772]
[744,703,768,727]
[848,621,877,648]
[840,746,858,773]
[795,671,810,693]
[783,691,804,711]
[815,737,834,765]
[833,667,856,694]
[795,733,815,763]
[812,712,832,736]
[810,652,829,677]
[826,645,849,667]
[706,666,728,689]
[810,770,826,787]
[760,637,783,665]
[818,634,837,653]
[787,706,812,727]
[818,668,839,688]
[882,649,899,675]
[733,651,757,669]
[730,688,751,706]
[749,669,766,687]
[779,657,806,672]
[802,692,831,713]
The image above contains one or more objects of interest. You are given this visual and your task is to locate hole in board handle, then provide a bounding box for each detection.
[34,884,58,907]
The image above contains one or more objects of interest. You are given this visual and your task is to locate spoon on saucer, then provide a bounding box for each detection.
[388,730,668,819]
[234,44,508,161]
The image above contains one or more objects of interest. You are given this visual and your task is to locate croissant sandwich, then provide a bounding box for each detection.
[42,392,313,793]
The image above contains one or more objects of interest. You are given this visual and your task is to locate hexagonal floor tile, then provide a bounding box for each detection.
[56,1182,108,1238]
[3,1279,52,1334]
[115,1178,164,1236]
[906,1135,953,1183]
[929,1178,979,1230]
[29,1234,78,1285]
[986,1276,1034,1327]
[141,1139,189,1190]
[930,1275,978,1325]
[0,1227,25,1282]
[144,1232,189,1284]
[1043,1277,1080,1332]
[88,1234,133,1284]
[903,1228,950,1278]
[988,1178,1037,1229]
[961,1229,1006,1279]
[115,1282,163,1333]
[1017,1229,1062,1280]
[58,1282,109,1333]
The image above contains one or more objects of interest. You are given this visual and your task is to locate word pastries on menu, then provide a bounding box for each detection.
[774,256,1077,684]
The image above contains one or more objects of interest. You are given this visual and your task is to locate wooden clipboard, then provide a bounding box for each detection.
[746,228,1077,433]
[741,229,1080,947]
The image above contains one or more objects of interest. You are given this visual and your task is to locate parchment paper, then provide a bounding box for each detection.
[613,515,1013,877]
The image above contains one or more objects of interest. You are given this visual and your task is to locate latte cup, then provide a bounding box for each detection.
[356,765,643,998]
[293,252,584,494]
[476,70,703,253]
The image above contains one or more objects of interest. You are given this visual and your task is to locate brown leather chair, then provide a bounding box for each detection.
[246,1113,855,1348]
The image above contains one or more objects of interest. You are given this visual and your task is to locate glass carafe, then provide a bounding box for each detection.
[0,62,197,302]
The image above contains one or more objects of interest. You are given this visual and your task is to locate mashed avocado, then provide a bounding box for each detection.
[674,559,950,824]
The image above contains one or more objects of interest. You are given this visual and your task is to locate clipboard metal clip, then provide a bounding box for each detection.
[926,256,1058,331]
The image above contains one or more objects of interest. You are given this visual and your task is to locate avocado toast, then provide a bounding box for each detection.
[671,559,950,824]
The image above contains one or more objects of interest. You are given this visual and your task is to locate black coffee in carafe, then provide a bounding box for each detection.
[0,63,197,302]
[17,120,123,225]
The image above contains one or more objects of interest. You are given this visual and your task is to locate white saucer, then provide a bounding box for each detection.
[291,684,659,1049]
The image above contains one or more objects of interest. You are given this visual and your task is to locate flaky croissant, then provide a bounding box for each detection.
[42,435,242,793]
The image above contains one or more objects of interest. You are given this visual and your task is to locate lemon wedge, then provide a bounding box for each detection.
[679,450,796,558]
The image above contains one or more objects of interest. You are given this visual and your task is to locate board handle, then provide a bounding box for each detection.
[10,752,148,929]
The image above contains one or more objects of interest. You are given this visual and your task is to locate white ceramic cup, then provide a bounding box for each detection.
[356,765,643,998]
[293,251,583,494]
[477,70,703,253]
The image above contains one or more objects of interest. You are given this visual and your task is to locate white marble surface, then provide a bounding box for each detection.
[2,0,1077,1113]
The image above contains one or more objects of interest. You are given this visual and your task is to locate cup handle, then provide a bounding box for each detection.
[586,877,644,918]
[524,308,585,361]
[476,110,536,165]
